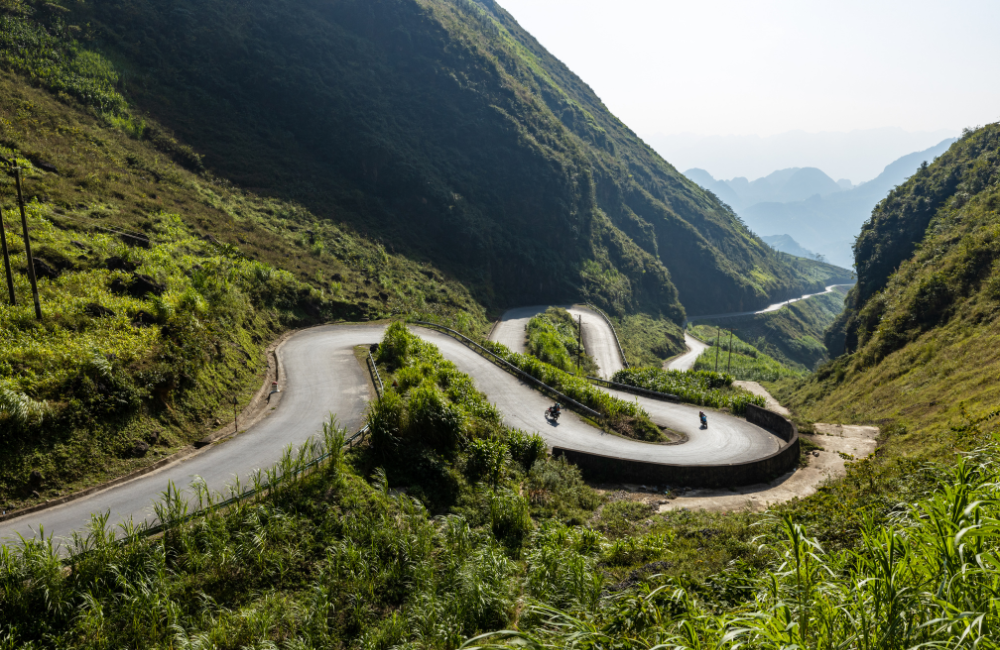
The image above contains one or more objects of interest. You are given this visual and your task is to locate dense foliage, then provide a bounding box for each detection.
[783,125,1000,439]
[690,325,804,382]
[525,307,598,376]
[612,367,765,415]
[476,450,1000,649]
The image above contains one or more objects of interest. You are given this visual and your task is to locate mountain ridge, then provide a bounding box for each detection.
[16,0,848,318]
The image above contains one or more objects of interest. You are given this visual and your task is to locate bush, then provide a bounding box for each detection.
[526,307,598,375]
[612,367,766,415]
[489,491,533,551]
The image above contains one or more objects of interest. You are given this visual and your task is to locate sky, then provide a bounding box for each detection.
[494,0,1000,182]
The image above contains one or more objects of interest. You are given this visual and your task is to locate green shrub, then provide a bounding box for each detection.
[525,307,598,375]
[612,367,765,415]
[489,490,533,551]
[690,325,804,382]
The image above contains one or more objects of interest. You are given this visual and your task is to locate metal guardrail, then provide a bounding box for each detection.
[367,350,384,397]
[584,303,629,370]
[412,321,604,421]
[587,376,680,403]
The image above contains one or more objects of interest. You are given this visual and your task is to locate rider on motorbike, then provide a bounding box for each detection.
[552,402,562,418]
[699,410,707,427]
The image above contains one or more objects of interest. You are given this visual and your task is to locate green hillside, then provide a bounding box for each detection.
[692,285,852,371]
[0,0,848,504]
[779,124,1000,446]
[1,0,847,319]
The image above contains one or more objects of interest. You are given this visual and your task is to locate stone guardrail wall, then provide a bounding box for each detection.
[552,403,799,488]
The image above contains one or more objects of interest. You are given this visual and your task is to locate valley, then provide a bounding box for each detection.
[0,0,998,647]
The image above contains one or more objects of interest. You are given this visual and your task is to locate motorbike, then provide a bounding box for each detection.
[546,407,561,422]
[699,413,708,429]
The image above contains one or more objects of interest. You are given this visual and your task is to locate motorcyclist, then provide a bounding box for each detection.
[699,411,707,428]
[549,402,562,420]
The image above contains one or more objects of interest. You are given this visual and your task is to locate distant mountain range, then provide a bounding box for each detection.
[684,138,957,268]
[760,235,818,260]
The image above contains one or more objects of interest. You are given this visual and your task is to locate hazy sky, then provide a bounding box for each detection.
[494,0,1000,180]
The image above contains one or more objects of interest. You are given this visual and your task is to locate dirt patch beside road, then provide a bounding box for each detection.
[658,423,879,513]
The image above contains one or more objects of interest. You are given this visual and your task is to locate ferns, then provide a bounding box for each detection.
[0,382,48,427]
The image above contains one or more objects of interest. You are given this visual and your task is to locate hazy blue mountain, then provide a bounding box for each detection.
[651,128,958,182]
[761,234,818,259]
[685,166,845,210]
[740,138,957,268]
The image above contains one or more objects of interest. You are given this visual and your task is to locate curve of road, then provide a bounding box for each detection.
[684,284,853,324]
[490,304,624,380]
[666,334,710,371]
[1,317,781,549]
[667,284,855,371]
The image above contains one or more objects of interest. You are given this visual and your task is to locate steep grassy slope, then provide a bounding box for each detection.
[4,0,849,319]
[779,124,1000,447]
[690,286,851,370]
[0,72,487,508]
[690,324,804,381]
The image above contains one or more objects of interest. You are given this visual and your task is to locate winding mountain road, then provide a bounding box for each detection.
[666,334,710,371]
[684,284,852,324]
[1,315,781,549]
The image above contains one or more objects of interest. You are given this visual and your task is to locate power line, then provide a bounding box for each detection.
[40,211,155,246]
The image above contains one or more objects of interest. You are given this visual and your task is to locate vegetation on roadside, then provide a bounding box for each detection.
[0,80,490,510]
[6,394,1000,648]
[690,325,804,382]
[525,307,598,376]
[690,287,850,371]
[612,367,766,415]
[614,311,686,367]
[482,339,664,442]
[779,125,1000,443]
[483,449,999,649]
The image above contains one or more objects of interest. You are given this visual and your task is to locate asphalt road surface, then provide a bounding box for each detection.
[666,334,710,371]
[684,284,853,324]
[1,319,779,549]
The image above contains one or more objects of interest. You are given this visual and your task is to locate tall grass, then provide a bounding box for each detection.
[469,447,1000,650]
[525,307,598,376]
[690,325,804,382]
[612,367,766,415]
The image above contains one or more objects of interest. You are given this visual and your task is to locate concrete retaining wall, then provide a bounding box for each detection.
[552,404,799,488]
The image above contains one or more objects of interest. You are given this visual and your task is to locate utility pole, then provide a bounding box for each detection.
[577,314,582,373]
[13,166,41,319]
[714,327,721,372]
[727,329,734,374]
[232,395,239,433]
[0,204,14,305]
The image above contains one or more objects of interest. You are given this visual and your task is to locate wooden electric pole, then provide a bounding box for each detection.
[13,166,41,319]
[727,329,734,374]
[714,327,721,372]
[0,204,14,305]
